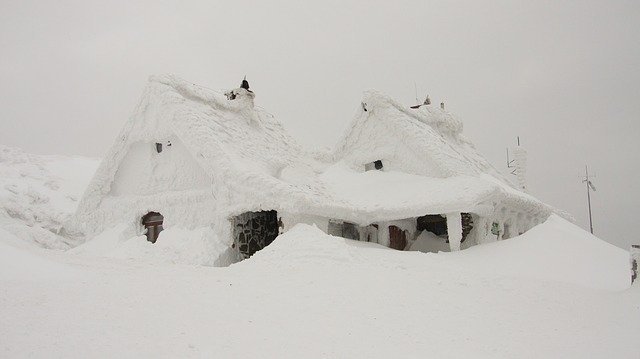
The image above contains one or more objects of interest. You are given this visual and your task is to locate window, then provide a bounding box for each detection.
[365,160,383,171]
[142,212,164,243]
[328,220,359,241]
[417,214,447,236]
[155,142,162,153]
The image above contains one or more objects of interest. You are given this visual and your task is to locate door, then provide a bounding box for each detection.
[388,225,407,250]
[142,212,164,243]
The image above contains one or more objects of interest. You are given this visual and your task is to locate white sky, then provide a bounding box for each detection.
[1,0,638,249]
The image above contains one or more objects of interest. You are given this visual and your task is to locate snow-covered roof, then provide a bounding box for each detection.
[335,90,511,181]
[76,75,306,215]
[76,75,552,226]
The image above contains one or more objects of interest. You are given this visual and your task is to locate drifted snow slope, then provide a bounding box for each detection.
[0,145,98,249]
[1,216,638,358]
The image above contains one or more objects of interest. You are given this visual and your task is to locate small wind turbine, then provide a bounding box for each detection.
[582,165,596,234]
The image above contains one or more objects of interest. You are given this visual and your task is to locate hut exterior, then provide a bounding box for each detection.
[67,75,553,265]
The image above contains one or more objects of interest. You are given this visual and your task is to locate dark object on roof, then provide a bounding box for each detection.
[411,95,431,109]
[241,76,250,91]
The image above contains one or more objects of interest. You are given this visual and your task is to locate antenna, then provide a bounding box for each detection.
[506,136,519,175]
[414,82,419,104]
[582,165,596,234]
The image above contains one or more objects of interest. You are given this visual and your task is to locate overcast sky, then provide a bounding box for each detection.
[1,0,638,249]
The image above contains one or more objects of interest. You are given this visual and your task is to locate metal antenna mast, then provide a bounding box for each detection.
[506,136,520,175]
[582,165,596,234]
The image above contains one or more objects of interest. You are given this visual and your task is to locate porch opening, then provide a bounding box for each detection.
[328,220,359,241]
[142,211,164,243]
[417,214,448,237]
[232,210,279,258]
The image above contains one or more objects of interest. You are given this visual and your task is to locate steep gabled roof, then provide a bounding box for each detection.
[75,74,305,216]
[335,90,512,183]
[75,76,553,228]
[331,90,553,219]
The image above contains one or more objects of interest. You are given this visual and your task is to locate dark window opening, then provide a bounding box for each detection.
[491,222,500,236]
[232,210,279,259]
[461,213,474,242]
[142,212,164,243]
[364,223,378,242]
[328,220,359,241]
[417,214,447,236]
[416,213,474,244]
[365,160,384,172]
[155,142,162,153]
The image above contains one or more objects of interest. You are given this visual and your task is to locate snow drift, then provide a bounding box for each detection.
[0,212,637,358]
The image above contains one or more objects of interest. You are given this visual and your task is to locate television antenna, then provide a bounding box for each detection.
[582,165,596,234]
[505,136,520,175]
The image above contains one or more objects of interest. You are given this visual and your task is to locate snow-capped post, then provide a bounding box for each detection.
[506,137,527,192]
[446,212,463,251]
[631,244,640,285]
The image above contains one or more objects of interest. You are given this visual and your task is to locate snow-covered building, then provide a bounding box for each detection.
[67,75,553,265]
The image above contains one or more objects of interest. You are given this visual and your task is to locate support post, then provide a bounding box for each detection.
[631,245,640,285]
[447,212,463,251]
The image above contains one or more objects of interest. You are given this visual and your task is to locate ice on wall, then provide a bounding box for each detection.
[61,74,559,262]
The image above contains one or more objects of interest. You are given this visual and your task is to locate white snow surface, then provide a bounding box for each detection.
[0,145,98,249]
[1,215,638,358]
[70,224,238,267]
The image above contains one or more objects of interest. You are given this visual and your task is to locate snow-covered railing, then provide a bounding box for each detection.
[631,244,639,285]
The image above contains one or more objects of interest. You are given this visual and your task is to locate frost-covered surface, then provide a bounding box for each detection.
[69,75,555,258]
[70,224,238,266]
[1,215,638,358]
[0,145,98,249]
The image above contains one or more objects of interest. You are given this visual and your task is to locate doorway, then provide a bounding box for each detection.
[389,225,407,250]
[142,212,164,243]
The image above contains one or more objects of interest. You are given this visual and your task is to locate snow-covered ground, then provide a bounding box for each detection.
[1,217,638,358]
[0,145,98,249]
[1,146,638,358]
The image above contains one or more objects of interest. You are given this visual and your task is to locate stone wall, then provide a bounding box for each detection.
[232,210,279,259]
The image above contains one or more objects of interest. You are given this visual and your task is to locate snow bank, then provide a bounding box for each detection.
[445,214,631,291]
[243,216,630,291]
[0,227,80,281]
[1,214,638,358]
[0,145,98,249]
[70,225,238,266]
[409,229,450,253]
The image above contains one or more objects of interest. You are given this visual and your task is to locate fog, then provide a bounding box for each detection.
[1,0,638,248]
